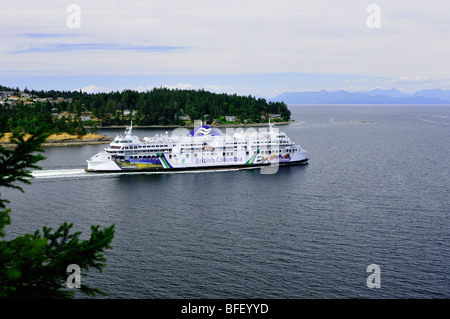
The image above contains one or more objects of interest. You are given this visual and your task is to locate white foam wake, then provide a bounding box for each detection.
[30,166,260,179]
[31,169,88,179]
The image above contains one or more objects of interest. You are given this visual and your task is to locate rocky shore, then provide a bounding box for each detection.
[0,133,114,148]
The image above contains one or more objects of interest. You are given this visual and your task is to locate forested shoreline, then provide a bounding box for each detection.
[0,86,291,135]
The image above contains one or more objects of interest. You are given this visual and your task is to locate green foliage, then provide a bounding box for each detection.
[0,222,115,298]
[0,86,291,134]
[0,102,86,136]
[0,127,115,299]
[0,128,50,213]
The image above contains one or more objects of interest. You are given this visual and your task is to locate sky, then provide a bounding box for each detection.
[1,0,449,97]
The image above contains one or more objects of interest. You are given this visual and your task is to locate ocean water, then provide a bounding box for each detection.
[2,105,449,299]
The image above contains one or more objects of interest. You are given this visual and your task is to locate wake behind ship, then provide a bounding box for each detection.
[86,122,308,172]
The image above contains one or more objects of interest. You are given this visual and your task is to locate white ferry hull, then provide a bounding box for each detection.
[86,154,308,172]
[86,123,309,173]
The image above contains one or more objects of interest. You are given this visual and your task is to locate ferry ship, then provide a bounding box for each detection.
[86,121,308,172]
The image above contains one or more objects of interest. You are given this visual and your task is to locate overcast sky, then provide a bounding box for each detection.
[1,0,449,97]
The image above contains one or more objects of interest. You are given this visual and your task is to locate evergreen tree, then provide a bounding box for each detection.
[0,126,115,298]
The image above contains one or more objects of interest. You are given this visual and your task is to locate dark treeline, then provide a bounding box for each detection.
[0,100,90,135]
[0,86,291,134]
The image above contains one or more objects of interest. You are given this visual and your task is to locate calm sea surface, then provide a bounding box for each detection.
[3,105,449,299]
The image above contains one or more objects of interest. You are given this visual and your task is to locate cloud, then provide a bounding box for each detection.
[336,76,450,94]
[79,84,112,93]
[20,33,76,38]
[13,43,187,54]
[78,82,240,95]
[391,76,431,84]
[75,81,271,97]
[1,0,450,94]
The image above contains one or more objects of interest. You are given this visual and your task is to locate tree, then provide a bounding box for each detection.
[0,127,115,298]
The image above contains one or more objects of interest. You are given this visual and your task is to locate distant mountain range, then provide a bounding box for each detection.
[270,89,450,104]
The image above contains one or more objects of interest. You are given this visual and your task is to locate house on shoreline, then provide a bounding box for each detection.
[0,90,72,106]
